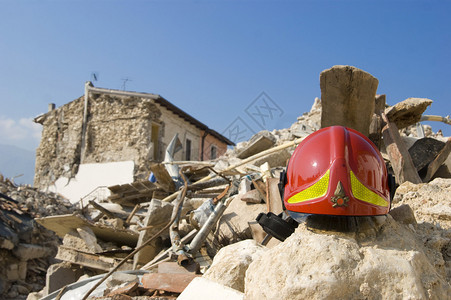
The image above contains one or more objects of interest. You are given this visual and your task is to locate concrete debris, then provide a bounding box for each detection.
[0,176,78,299]
[236,131,276,159]
[385,97,433,129]
[0,65,449,299]
[203,239,267,292]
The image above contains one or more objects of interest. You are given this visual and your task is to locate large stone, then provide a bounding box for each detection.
[44,262,84,295]
[389,204,417,225]
[244,218,450,299]
[203,239,267,292]
[240,189,263,204]
[320,65,378,136]
[385,98,433,129]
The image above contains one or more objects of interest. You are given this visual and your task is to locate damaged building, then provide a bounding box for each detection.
[33,83,234,202]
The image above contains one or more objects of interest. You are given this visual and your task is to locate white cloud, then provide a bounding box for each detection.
[0,116,42,151]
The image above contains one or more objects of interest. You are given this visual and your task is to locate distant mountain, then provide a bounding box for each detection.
[0,144,36,185]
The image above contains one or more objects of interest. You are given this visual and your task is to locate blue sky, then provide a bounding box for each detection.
[0,0,450,152]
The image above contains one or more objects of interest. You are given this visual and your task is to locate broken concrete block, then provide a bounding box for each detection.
[133,199,172,268]
[76,226,103,253]
[203,239,267,292]
[217,195,267,242]
[385,98,433,129]
[241,189,263,204]
[237,131,276,159]
[178,277,244,300]
[320,65,378,136]
[62,230,94,253]
[290,122,315,138]
[141,273,199,293]
[389,204,417,225]
[105,272,139,288]
[45,262,83,295]
[251,148,291,168]
[13,243,52,261]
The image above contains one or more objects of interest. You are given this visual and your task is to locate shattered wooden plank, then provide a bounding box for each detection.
[381,113,422,184]
[423,138,451,182]
[36,214,138,247]
[56,246,133,271]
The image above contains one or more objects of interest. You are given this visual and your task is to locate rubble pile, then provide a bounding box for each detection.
[0,65,449,299]
[0,175,78,299]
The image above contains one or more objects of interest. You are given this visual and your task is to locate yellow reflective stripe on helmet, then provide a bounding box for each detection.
[287,170,330,203]
[350,171,388,207]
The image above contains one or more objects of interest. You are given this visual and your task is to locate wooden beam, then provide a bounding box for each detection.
[381,113,422,184]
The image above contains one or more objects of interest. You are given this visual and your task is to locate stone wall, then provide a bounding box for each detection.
[83,93,162,181]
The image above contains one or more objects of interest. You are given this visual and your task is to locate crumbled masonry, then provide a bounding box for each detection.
[0,65,450,299]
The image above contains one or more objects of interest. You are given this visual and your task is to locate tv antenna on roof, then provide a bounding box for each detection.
[91,72,99,82]
[121,77,132,90]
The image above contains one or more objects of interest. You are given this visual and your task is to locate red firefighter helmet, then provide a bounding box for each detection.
[283,126,390,216]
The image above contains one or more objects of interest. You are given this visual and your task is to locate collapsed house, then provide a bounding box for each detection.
[0,65,450,299]
[33,83,234,203]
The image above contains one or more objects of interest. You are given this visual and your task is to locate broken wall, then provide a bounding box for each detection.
[34,91,227,191]
[83,93,162,181]
[34,97,85,188]
[156,103,202,161]
[34,94,163,189]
